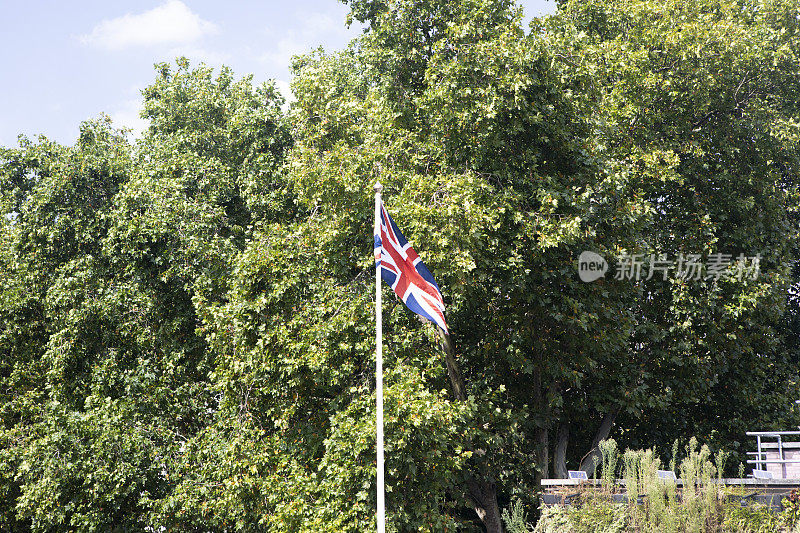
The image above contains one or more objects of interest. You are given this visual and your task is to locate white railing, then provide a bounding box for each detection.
[746,431,800,478]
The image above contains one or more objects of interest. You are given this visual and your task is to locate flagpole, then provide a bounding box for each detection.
[373,181,385,533]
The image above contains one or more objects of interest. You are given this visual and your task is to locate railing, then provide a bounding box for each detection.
[746,431,800,478]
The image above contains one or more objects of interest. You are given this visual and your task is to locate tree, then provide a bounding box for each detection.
[0,61,291,531]
[0,118,147,530]
[551,0,800,468]
[258,0,799,528]
[200,0,642,528]
[0,0,798,530]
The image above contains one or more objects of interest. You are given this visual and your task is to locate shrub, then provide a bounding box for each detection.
[537,438,800,532]
[533,495,626,533]
[502,498,533,533]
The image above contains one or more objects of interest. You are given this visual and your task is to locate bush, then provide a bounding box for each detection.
[536,438,800,533]
[534,495,626,533]
[502,498,533,533]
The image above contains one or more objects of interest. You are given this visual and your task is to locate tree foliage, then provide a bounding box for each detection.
[0,0,799,531]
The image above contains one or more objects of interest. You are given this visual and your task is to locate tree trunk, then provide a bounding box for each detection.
[553,422,569,479]
[579,408,620,475]
[530,363,551,480]
[467,478,504,533]
[437,329,466,401]
[534,426,549,479]
[436,328,503,532]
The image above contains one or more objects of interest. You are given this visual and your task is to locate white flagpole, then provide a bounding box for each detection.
[373,181,385,533]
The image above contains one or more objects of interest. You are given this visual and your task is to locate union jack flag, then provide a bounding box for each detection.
[374,200,448,333]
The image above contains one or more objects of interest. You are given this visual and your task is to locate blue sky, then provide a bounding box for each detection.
[0,0,556,147]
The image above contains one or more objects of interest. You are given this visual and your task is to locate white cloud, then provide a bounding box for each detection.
[166,46,230,66]
[110,98,148,139]
[274,79,296,111]
[259,11,353,70]
[259,36,308,69]
[80,0,218,50]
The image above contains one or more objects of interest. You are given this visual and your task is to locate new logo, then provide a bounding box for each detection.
[578,251,608,282]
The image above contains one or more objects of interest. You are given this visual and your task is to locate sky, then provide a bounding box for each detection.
[0,0,556,147]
